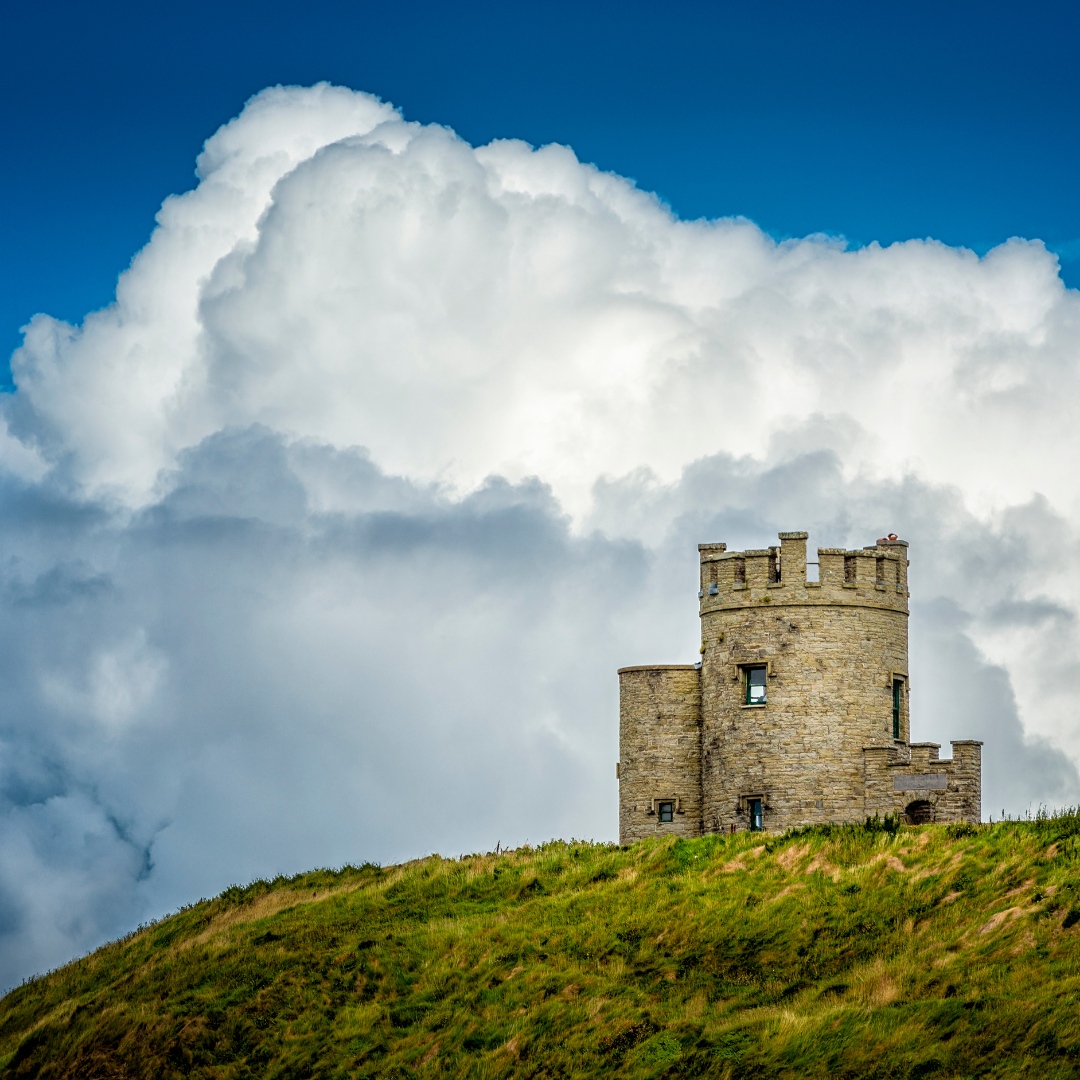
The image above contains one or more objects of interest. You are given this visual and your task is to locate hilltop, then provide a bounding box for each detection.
[3,817,1080,1078]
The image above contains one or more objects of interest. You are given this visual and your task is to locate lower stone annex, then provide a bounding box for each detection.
[617,532,982,841]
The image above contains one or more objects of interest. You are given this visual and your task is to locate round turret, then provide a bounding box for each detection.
[697,532,909,832]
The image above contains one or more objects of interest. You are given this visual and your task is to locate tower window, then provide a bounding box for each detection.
[768,547,781,583]
[892,678,903,739]
[748,798,763,831]
[876,557,886,585]
[745,666,767,705]
[658,801,674,823]
[844,555,857,583]
[733,558,746,585]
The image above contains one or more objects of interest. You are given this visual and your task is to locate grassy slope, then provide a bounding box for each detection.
[3,819,1080,1079]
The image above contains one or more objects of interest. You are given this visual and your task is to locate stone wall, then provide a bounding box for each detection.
[699,604,909,831]
[617,666,702,844]
[864,740,982,824]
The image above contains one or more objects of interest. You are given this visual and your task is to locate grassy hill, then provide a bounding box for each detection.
[3,817,1080,1079]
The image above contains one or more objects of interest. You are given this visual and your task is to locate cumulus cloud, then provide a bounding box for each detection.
[1,83,1079,987]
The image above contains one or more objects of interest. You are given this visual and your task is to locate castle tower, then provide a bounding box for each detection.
[617,532,981,842]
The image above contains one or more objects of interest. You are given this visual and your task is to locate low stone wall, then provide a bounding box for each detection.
[864,741,982,825]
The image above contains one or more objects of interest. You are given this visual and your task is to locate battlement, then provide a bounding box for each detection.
[864,740,983,824]
[697,531,908,615]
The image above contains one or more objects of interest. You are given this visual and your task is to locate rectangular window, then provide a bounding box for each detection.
[745,665,767,705]
[768,547,781,583]
[658,801,674,823]
[733,558,746,585]
[876,556,886,585]
[892,678,903,739]
[748,798,763,831]
[844,555,857,583]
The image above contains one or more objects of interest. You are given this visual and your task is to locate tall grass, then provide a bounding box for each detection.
[3,814,1080,1077]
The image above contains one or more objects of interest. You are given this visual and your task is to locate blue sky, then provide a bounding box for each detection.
[2,0,1078,369]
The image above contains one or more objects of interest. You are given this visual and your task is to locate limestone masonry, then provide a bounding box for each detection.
[617,532,982,841]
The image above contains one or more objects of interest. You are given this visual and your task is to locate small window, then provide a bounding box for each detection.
[658,801,674,823]
[745,666,767,705]
[768,547,781,583]
[876,556,886,585]
[748,798,763,831]
[733,558,746,585]
[892,678,903,739]
[844,555,857,583]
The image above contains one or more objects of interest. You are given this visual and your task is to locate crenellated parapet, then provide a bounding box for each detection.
[698,532,908,616]
[864,741,983,824]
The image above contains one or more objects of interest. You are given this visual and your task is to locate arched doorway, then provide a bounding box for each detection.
[905,800,934,825]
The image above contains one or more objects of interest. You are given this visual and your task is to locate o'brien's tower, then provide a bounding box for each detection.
[617,532,981,841]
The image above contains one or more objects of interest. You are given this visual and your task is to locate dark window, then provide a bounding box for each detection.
[892,678,903,739]
[768,547,781,583]
[745,666,767,705]
[844,555,857,583]
[876,556,886,585]
[658,801,674,823]
[734,558,746,585]
[748,798,763,831]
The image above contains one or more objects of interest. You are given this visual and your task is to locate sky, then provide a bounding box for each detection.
[2,1,1080,989]
[4,0,1080,366]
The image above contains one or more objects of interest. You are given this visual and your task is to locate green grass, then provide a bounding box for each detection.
[4,816,1080,1078]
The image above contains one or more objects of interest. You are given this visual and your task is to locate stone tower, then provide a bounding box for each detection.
[617,532,981,842]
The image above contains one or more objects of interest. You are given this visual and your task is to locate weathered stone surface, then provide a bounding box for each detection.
[893,774,947,791]
[617,533,982,841]
[617,666,702,842]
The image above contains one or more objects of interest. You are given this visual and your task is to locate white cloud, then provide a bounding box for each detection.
[1,83,1079,987]
[9,84,398,502]
[9,86,1078,523]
